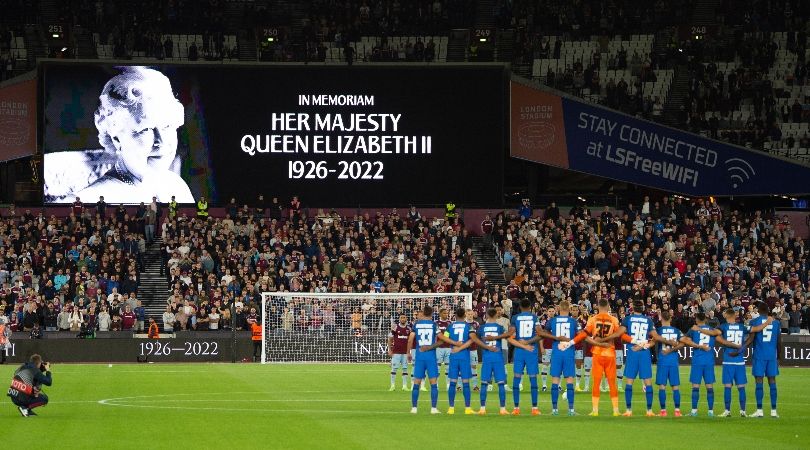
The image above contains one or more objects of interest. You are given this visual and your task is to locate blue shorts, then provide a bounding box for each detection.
[721,364,747,385]
[689,364,715,385]
[448,357,473,380]
[624,355,653,380]
[655,365,680,386]
[480,360,507,384]
[550,355,576,378]
[413,358,439,380]
[752,359,779,378]
[513,349,539,376]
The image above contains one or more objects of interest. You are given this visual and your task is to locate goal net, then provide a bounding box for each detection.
[260,292,472,363]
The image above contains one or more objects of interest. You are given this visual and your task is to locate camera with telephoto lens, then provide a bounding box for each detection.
[40,362,49,372]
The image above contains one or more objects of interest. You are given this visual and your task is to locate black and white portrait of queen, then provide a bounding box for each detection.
[44,66,194,203]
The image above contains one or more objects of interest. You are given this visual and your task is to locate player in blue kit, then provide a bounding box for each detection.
[545,300,610,416]
[479,307,533,415]
[655,311,684,417]
[445,307,497,415]
[681,313,741,417]
[746,302,780,418]
[508,298,566,416]
[406,305,463,414]
[692,308,754,417]
[621,301,678,417]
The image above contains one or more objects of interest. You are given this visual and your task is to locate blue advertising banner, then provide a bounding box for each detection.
[510,80,810,196]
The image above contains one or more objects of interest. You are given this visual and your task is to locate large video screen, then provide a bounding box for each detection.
[42,63,505,206]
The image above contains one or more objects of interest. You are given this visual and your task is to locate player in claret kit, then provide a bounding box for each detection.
[539,307,556,392]
[446,307,498,415]
[655,310,684,417]
[479,307,533,415]
[621,301,677,417]
[407,305,463,414]
[436,309,453,389]
[572,308,587,391]
[388,314,412,391]
[680,312,741,417]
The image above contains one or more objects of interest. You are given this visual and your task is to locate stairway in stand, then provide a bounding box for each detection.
[471,237,506,287]
[139,238,168,322]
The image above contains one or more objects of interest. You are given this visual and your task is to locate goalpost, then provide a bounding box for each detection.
[260,292,472,363]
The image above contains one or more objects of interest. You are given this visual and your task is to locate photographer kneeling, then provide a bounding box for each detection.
[7,354,52,417]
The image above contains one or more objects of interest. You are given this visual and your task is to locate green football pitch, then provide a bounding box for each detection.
[2,363,809,449]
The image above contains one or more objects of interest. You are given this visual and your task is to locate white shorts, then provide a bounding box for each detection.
[391,354,408,370]
[542,348,552,364]
[615,352,624,366]
[575,349,584,361]
[436,348,451,364]
[584,357,593,370]
[470,351,479,366]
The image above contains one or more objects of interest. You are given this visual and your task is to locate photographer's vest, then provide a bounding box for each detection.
[8,364,37,402]
[445,202,456,219]
[0,324,7,345]
[168,200,178,219]
[196,200,208,218]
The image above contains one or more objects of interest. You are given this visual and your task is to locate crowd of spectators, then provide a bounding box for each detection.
[159,198,481,334]
[488,196,810,335]
[677,0,810,151]
[0,200,148,335]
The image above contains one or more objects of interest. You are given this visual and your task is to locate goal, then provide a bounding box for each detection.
[259,292,472,363]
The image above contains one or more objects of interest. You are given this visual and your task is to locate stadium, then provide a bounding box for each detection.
[0,0,809,448]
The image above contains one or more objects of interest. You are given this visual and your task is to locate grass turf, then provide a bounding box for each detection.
[2,363,809,449]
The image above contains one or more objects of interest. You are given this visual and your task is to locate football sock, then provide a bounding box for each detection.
[411,383,420,407]
[645,386,653,410]
[658,388,666,409]
[738,386,746,411]
[498,383,506,408]
[755,382,764,409]
[625,384,633,409]
[448,382,457,407]
[551,383,559,409]
[566,382,575,410]
[724,387,732,411]
[706,387,714,410]
[769,382,777,409]
[430,384,438,408]
[462,382,471,408]
[480,383,488,407]
[691,387,699,410]
[530,376,539,407]
[512,376,521,407]
[673,389,681,409]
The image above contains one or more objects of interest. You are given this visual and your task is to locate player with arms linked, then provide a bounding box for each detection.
[546,300,610,416]
[679,312,741,417]
[446,307,498,415]
[568,299,635,416]
[407,305,463,414]
[479,307,533,415]
[509,299,569,416]
[691,307,762,417]
[621,300,677,417]
[655,310,684,416]
[745,302,780,418]
[7,354,53,417]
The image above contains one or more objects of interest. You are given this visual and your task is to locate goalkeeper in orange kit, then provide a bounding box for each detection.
[561,299,636,416]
